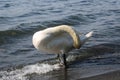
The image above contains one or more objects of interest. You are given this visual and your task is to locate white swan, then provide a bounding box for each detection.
[32,25,93,67]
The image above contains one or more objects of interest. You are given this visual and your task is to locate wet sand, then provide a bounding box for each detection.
[80,70,120,80]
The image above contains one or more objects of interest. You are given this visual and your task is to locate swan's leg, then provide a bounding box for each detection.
[59,50,67,68]
[57,54,61,62]
[62,53,67,67]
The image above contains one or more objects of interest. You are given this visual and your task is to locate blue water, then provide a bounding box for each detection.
[0,0,120,80]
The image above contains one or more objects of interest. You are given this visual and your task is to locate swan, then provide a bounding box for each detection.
[32,25,93,68]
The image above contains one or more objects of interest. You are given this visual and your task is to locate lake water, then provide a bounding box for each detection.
[0,0,120,80]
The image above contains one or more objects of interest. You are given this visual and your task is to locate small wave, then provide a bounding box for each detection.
[0,63,60,80]
[0,12,90,45]
[0,22,45,45]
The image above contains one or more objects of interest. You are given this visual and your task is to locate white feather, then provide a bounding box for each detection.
[85,31,93,38]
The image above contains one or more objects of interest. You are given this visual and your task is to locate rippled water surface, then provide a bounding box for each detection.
[0,0,120,80]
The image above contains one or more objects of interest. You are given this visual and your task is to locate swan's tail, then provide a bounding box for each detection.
[85,31,93,38]
[81,31,93,46]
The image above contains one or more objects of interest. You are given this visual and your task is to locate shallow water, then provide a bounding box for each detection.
[0,0,120,80]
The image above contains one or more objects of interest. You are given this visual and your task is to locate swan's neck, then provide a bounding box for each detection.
[53,25,81,49]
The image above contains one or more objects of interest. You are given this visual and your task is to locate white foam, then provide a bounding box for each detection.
[0,63,60,80]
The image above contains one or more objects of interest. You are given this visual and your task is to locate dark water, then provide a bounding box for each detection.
[0,0,120,80]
